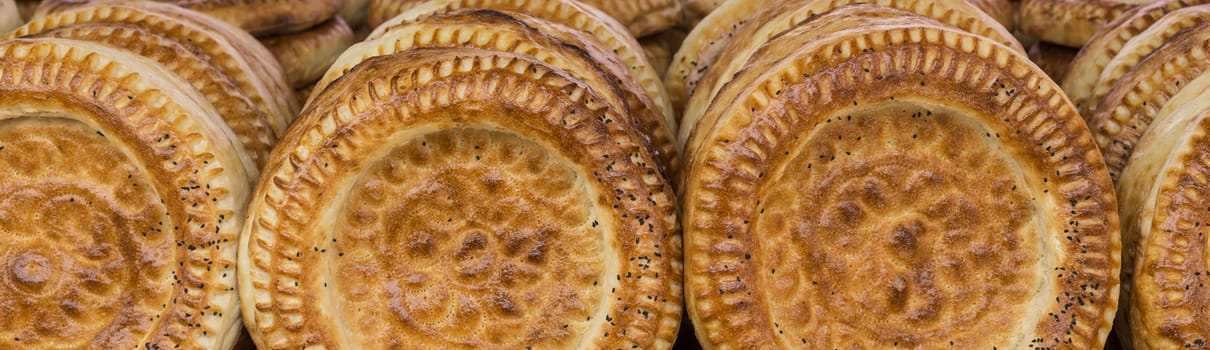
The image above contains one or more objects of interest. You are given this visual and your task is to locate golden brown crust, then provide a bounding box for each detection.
[683,22,1119,349]
[35,0,341,35]
[679,4,938,150]
[184,0,341,36]
[1019,0,1152,47]
[15,0,296,131]
[1,0,20,33]
[665,0,1023,121]
[578,0,684,37]
[19,23,279,168]
[0,37,253,350]
[1062,0,1210,114]
[369,0,682,37]
[1088,5,1210,116]
[8,1,292,142]
[260,17,354,89]
[239,48,682,350]
[365,0,673,132]
[315,10,679,181]
[1116,88,1210,349]
[1027,40,1079,81]
[1090,23,1210,181]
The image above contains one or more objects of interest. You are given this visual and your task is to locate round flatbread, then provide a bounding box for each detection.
[1087,5,1210,116]
[260,17,354,89]
[1090,22,1210,180]
[369,0,682,37]
[15,1,296,128]
[316,9,678,180]
[0,36,254,350]
[364,0,672,125]
[1116,86,1210,350]
[666,0,1022,120]
[34,0,341,36]
[1062,0,1210,113]
[679,4,949,150]
[239,48,682,350]
[683,15,1119,350]
[13,17,280,167]
[1019,0,1152,47]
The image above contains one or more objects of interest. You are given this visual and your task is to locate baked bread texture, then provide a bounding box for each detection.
[681,7,1119,349]
[34,0,340,35]
[0,36,254,350]
[239,48,683,350]
[11,1,289,166]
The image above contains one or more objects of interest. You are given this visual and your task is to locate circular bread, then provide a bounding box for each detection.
[665,0,1022,119]
[1027,41,1080,81]
[368,0,682,37]
[1090,22,1210,181]
[682,19,1120,349]
[314,9,679,181]
[1088,5,1210,115]
[0,37,254,350]
[679,4,940,149]
[1062,0,1210,113]
[35,0,341,36]
[1116,80,1210,350]
[11,1,296,132]
[681,7,958,157]
[15,22,279,167]
[238,47,682,349]
[1,0,20,33]
[364,0,672,125]
[1019,0,1151,47]
[260,17,354,89]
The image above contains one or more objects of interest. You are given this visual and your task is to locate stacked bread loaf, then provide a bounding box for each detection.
[28,0,356,102]
[240,0,685,349]
[13,0,1210,349]
[1045,0,1210,348]
[673,1,1120,349]
[0,0,292,347]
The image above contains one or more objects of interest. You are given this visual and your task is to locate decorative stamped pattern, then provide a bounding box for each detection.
[0,38,251,350]
[240,50,681,350]
[683,24,1119,349]
[1091,22,1210,180]
[365,0,672,124]
[1063,0,1210,112]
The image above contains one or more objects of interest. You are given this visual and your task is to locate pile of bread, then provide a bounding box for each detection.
[1,0,1209,349]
